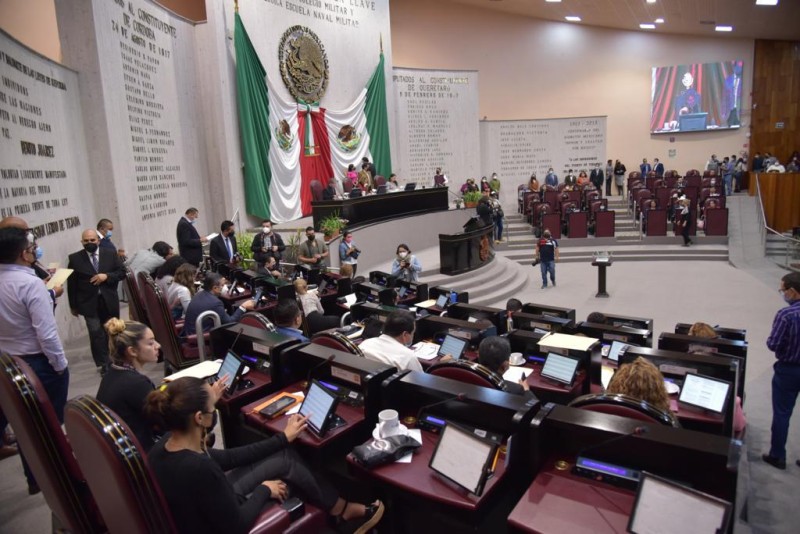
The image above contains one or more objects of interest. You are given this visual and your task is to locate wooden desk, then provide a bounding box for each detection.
[217,368,276,447]
[311,188,449,229]
[347,428,508,512]
[242,381,366,449]
[524,363,585,405]
[508,459,634,534]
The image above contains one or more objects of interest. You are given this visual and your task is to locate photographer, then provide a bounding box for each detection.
[390,244,422,283]
[489,191,504,243]
[297,226,329,269]
[339,231,361,276]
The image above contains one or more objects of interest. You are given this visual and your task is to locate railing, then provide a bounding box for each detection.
[756,176,800,271]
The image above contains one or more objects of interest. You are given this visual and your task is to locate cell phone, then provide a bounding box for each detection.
[252,287,264,304]
[259,395,298,419]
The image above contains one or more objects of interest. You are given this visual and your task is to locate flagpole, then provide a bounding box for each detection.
[234,0,239,13]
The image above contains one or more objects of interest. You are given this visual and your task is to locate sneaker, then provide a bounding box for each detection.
[552,281,556,287]
[762,454,786,470]
[796,459,800,468]
[353,500,385,534]
[541,284,547,289]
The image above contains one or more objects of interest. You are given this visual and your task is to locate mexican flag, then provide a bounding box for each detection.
[235,13,392,222]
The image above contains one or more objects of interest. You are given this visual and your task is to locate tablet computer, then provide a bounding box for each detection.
[317,279,328,295]
[540,352,580,386]
[215,350,245,395]
[429,422,497,496]
[678,373,731,414]
[607,340,632,362]
[397,285,408,298]
[298,380,341,438]
[435,294,448,308]
[438,334,468,360]
[628,471,732,534]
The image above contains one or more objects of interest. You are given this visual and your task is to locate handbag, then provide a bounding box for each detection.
[350,435,422,468]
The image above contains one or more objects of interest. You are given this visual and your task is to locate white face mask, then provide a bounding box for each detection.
[262,226,271,234]
[398,251,408,259]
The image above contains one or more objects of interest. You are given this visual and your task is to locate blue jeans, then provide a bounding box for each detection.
[769,361,800,460]
[540,261,556,286]
[723,174,733,196]
[494,218,504,241]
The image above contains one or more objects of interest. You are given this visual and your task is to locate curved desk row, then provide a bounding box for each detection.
[311,187,449,229]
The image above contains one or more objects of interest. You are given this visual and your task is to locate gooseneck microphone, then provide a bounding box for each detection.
[576,425,648,460]
[305,354,336,387]
[415,392,466,423]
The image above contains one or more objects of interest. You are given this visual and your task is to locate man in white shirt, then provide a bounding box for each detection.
[359,310,422,372]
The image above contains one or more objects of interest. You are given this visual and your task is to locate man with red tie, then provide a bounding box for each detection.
[67,229,125,372]
[209,220,238,264]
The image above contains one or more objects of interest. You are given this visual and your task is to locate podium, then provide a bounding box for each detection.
[439,220,495,275]
[591,257,612,298]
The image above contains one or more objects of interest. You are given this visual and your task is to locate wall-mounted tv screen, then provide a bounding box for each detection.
[650,60,743,134]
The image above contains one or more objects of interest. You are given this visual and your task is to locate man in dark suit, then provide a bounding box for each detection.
[251,219,285,269]
[653,158,665,177]
[477,336,535,399]
[183,273,254,336]
[176,207,207,266]
[67,229,125,370]
[640,158,652,176]
[590,163,604,193]
[209,220,238,264]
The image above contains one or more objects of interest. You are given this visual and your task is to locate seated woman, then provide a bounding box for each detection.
[167,263,197,320]
[605,357,673,415]
[155,255,187,294]
[688,321,718,338]
[294,278,340,334]
[390,244,422,283]
[96,319,161,450]
[577,170,590,186]
[145,377,384,534]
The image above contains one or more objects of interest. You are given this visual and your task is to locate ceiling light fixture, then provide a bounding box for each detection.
[565,16,581,22]
[640,24,656,30]
[545,0,562,3]
[755,1,778,6]
[646,0,657,4]
[655,18,665,24]
[715,25,733,32]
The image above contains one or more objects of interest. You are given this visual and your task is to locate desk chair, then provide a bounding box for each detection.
[311,332,364,357]
[239,311,277,332]
[428,360,506,390]
[65,395,325,534]
[569,393,679,427]
[310,180,323,202]
[0,354,104,533]
[125,267,149,326]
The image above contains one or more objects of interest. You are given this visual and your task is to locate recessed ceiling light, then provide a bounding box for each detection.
[755,0,778,6]
[646,0,657,4]
[640,24,656,30]
[545,0,562,3]
[715,25,733,32]
[655,18,665,24]
[565,16,581,22]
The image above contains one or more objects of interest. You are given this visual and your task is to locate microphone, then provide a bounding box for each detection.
[229,327,244,352]
[576,425,648,460]
[305,354,336,387]
[415,392,466,423]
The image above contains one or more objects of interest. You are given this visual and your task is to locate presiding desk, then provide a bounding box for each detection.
[439,221,495,275]
[311,187,449,229]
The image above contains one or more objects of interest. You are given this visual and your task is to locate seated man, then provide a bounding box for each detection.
[273,299,310,342]
[183,273,254,336]
[506,298,522,331]
[586,311,607,324]
[359,310,422,372]
[477,337,534,398]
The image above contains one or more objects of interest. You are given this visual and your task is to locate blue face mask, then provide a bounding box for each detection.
[105,230,112,238]
[784,293,795,304]
[35,246,43,260]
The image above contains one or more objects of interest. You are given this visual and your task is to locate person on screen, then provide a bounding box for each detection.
[674,71,701,116]
[606,357,673,415]
[723,61,743,127]
[478,337,534,399]
[786,157,799,173]
[145,377,385,534]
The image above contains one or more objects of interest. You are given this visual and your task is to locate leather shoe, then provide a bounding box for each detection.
[3,428,17,445]
[762,454,786,470]
[796,460,800,468]
[0,444,19,461]
[28,480,41,496]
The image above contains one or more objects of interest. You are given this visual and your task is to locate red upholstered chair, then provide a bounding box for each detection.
[685,169,701,178]
[342,179,353,194]
[125,267,149,326]
[557,183,567,192]
[653,179,666,189]
[138,272,204,373]
[374,175,386,187]
[310,180,324,202]
[569,393,679,427]
[665,170,679,179]
[239,311,277,332]
[0,354,104,533]
[311,331,364,357]
[65,395,326,534]
[646,171,656,180]
[427,360,506,391]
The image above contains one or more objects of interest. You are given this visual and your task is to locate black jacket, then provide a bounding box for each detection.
[67,247,125,317]
[176,217,203,266]
[209,234,238,264]
[251,231,285,264]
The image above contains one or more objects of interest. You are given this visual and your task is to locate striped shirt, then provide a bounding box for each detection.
[767,300,800,364]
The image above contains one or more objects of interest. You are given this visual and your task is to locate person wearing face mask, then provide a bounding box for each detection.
[96,218,124,260]
[297,226,329,269]
[359,310,423,372]
[67,228,126,373]
[391,244,422,283]
[96,319,162,450]
[183,273,255,336]
[209,220,239,264]
[251,219,286,270]
[176,208,208,267]
[145,377,384,534]
[0,216,62,305]
[339,231,360,276]
[0,227,70,490]
[544,168,558,188]
[272,299,310,342]
[763,272,800,470]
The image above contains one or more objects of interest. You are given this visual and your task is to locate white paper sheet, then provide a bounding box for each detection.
[162,359,222,381]
[502,366,530,383]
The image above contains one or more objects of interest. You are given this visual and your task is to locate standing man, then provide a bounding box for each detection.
[251,220,286,269]
[544,168,559,188]
[362,156,376,180]
[613,159,627,196]
[176,207,207,267]
[722,157,734,196]
[640,158,651,176]
[590,163,604,194]
[605,159,614,196]
[0,227,70,492]
[763,272,800,470]
[209,220,238,264]
[653,158,665,178]
[535,229,559,289]
[489,172,501,193]
[67,229,125,372]
[96,218,118,253]
[297,226,329,269]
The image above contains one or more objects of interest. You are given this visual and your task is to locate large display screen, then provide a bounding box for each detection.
[650,60,743,134]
